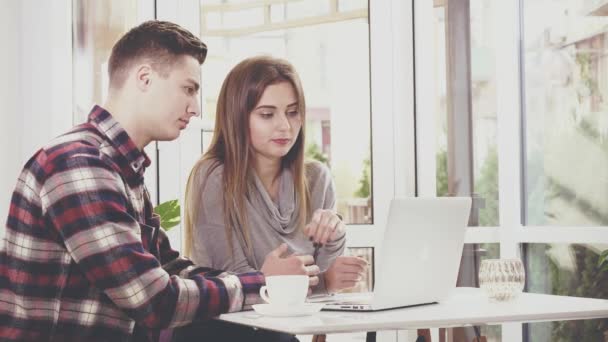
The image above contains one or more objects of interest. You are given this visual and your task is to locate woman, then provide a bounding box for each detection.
[184,56,367,295]
[177,56,367,342]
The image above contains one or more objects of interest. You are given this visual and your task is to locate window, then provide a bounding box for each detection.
[522,0,608,340]
[72,0,153,123]
[429,3,502,339]
[157,1,411,265]
[71,0,158,204]
[198,0,372,224]
[523,0,608,227]
[434,0,499,227]
[419,0,608,341]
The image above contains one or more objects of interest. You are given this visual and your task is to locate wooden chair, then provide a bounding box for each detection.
[311,334,325,342]
[313,328,486,342]
[312,329,431,342]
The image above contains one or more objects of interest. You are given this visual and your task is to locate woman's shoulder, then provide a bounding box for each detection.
[197,158,224,180]
[305,160,332,184]
[192,158,225,193]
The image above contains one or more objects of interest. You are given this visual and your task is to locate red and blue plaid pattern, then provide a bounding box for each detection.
[0,106,264,341]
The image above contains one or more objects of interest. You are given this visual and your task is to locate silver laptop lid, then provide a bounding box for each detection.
[371,197,471,309]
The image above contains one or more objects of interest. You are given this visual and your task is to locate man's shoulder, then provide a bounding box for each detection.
[15,123,116,202]
[30,123,115,176]
[41,123,106,163]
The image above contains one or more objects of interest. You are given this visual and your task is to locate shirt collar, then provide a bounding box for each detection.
[87,105,151,177]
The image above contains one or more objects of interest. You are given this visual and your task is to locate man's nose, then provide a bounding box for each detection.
[188,99,201,117]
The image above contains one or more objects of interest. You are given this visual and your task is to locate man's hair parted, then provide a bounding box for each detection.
[108,20,207,88]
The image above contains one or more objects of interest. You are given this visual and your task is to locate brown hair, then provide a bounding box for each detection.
[184,56,309,258]
[108,20,207,88]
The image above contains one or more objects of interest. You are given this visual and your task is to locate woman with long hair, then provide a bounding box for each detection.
[184,56,367,295]
[176,55,367,342]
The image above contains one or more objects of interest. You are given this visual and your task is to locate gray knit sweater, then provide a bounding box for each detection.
[190,160,345,294]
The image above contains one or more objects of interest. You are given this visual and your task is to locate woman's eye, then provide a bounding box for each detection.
[287,111,299,117]
[260,113,273,118]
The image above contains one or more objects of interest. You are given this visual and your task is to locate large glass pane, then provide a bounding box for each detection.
[523,0,608,226]
[72,0,146,123]
[470,0,499,227]
[434,0,500,227]
[200,0,372,224]
[524,243,608,341]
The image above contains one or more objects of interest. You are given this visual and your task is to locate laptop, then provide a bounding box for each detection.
[310,197,471,312]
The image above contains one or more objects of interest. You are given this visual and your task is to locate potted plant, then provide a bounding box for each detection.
[153,199,181,232]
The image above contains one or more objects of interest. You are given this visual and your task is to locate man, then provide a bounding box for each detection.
[0,20,318,342]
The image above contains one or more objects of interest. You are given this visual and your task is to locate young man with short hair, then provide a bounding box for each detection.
[0,20,318,342]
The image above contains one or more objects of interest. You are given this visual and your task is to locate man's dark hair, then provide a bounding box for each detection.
[108,20,207,88]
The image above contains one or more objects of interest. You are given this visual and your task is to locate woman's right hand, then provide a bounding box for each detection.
[305,209,345,246]
[261,243,320,287]
[324,255,368,293]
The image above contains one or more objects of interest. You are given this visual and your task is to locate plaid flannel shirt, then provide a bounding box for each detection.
[0,106,264,342]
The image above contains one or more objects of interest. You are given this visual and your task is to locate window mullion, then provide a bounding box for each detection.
[494,0,524,341]
[495,0,523,259]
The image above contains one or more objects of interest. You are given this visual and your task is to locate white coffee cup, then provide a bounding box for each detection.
[259,275,308,307]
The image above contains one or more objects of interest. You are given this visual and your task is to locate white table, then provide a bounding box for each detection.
[218,288,608,335]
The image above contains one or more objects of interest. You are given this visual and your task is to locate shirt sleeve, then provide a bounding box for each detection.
[40,154,263,329]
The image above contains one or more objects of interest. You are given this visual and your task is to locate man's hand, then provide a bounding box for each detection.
[324,255,368,293]
[261,243,320,287]
[304,209,345,245]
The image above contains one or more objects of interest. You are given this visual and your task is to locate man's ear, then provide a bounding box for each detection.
[135,64,153,91]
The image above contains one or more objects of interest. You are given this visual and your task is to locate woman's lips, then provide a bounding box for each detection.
[271,138,291,145]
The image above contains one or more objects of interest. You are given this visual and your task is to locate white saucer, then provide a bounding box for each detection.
[252,303,325,317]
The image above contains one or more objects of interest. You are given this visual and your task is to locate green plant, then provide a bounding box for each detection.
[305,142,329,165]
[548,244,608,342]
[354,158,371,198]
[575,52,599,99]
[475,146,499,226]
[599,250,608,273]
[153,199,181,232]
[436,146,499,227]
[436,149,448,196]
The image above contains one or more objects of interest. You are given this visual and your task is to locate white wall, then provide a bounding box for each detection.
[0,0,72,239]
[0,0,22,240]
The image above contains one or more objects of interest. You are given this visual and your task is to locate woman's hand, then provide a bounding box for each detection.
[324,255,368,293]
[261,243,320,287]
[305,209,345,246]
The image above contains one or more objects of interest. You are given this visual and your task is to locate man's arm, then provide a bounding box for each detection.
[156,228,263,312]
[40,154,264,329]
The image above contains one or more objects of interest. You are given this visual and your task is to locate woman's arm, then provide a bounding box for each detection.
[305,161,347,294]
[190,164,257,273]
